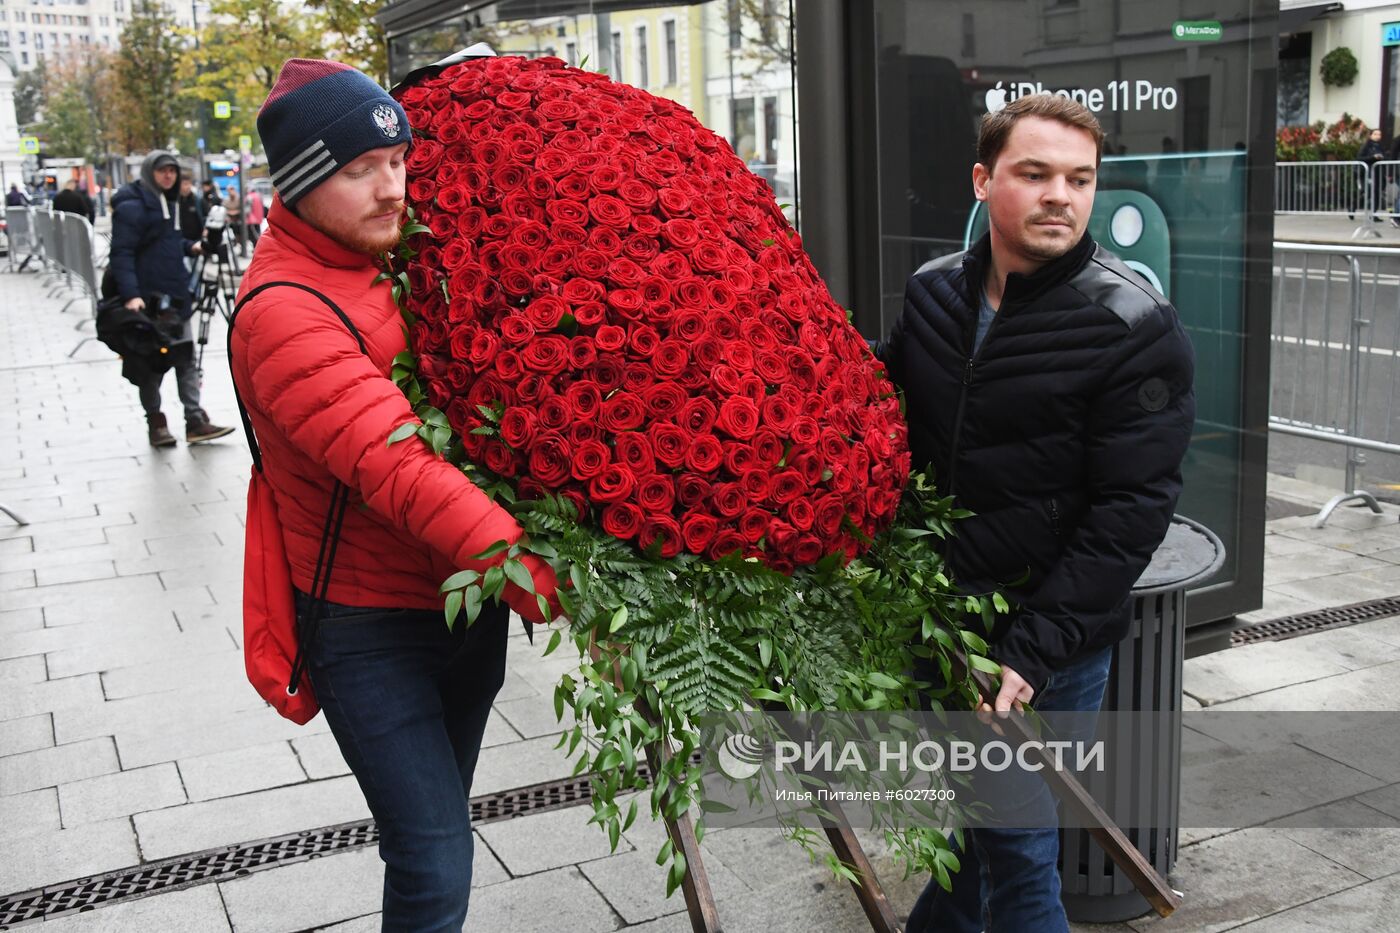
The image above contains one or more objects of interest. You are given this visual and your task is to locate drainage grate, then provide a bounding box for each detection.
[1231,595,1400,646]
[0,769,610,928]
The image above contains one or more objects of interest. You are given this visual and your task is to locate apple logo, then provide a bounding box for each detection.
[985,82,1009,114]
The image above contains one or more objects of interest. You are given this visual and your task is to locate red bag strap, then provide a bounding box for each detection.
[228,281,371,697]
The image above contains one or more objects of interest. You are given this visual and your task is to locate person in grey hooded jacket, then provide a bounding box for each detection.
[109,151,233,447]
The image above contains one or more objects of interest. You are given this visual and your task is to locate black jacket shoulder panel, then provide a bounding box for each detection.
[1073,246,1169,331]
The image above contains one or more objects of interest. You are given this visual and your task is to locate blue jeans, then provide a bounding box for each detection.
[297,593,509,933]
[907,645,1114,933]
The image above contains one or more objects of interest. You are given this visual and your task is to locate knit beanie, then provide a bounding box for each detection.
[257,59,411,208]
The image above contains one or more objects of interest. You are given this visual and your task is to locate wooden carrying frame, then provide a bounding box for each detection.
[635,651,1181,932]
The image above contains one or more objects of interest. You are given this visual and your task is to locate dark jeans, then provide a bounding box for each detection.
[907,645,1114,933]
[296,593,509,933]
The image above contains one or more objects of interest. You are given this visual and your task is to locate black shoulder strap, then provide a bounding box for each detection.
[228,280,372,698]
[228,281,369,471]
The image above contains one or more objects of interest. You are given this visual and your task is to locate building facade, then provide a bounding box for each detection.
[0,0,157,72]
[1277,0,1400,135]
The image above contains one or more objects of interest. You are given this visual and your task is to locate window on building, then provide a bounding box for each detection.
[0,32,8,48]
[961,13,975,58]
[664,19,677,84]
[33,31,41,48]
[611,30,622,83]
[557,24,565,38]
[20,50,27,63]
[727,0,741,50]
[635,24,648,88]
[565,40,576,66]
[731,96,755,158]
[18,29,25,43]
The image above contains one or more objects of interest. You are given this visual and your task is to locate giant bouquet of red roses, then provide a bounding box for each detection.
[386,54,993,897]
[394,55,908,572]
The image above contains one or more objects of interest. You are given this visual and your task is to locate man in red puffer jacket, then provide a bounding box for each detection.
[232,59,558,933]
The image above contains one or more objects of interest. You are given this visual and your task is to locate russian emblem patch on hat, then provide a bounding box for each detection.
[372,104,401,138]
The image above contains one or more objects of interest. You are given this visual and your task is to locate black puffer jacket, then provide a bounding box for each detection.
[877,233,1195,694]
[109,152,198,313]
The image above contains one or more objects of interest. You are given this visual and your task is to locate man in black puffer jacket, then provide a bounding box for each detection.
[879,94,1194,933]
[110,151,233,447]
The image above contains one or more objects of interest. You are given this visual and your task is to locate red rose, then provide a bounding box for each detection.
[678,397,718,435]
[716,397,759,440]
[661,219,700,250]
[500,314,535,346]
[638,516,683,559]
[570,439,611,480]
[614,431,656,474]
[636,475,675,514]
[568,337,598,369]
[601,502,644,539]
[524,296,568,330]
[499,408,537,448]
[681,512,719,553]
[653,340,688,378]
[814,494,846,538]
[708,531,747,561]
[650,423,689,469]
[710,482,746,518]
[589,464,637,503]
[527,433,571,485]
[573,301,607,326]
[521,335,569,374]
[599,391,645,432]
[607,289,645,320]
[677,473,712,508]
[643,383,687,419]
[771,470,806,505]
[589,194,631,228]
[565,381,602,421]
[538,395,571,431]
[595,325,627,353]
[739,469,772,501]
[793,536,825,565]
[738,508,769,544]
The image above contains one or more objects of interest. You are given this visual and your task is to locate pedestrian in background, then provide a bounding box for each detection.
[224,186,246,256]
[177,176,205,242]
[245,187,266,249]
[109,151,234,447]
[53,179,94,222]
[5,183,29,206]
[1358,128,1386,222]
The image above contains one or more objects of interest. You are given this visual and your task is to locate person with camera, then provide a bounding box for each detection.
[110,151,234,447]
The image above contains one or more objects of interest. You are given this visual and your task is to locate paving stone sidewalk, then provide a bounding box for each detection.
[4,266,1400,931]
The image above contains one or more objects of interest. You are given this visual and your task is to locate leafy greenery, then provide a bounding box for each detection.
[113,0,189,151]
[1320,47,1358,88]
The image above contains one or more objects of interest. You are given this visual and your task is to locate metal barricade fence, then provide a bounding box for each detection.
[1371,161,1400,222]
[1271,241,1400,526]
[1275,161,1371,216]
[4,207,37,272]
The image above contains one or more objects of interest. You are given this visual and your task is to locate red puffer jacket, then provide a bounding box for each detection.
[231,197,554,618]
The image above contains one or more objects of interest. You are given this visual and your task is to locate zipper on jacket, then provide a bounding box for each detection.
[945,298,1006,500]
[1048,498,1062,537]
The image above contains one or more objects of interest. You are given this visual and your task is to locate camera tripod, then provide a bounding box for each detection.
[192,240,241,378]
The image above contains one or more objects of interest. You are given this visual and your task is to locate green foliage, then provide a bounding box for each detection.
[1320,47,1358,88]
[114,0,189,151]
[13,62,46,128]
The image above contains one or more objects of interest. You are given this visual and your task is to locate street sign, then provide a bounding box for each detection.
[19,136,39,155]
[1172,20,1222,41]
[214,100,231,119]
[197,137,206,150]
[238,134,252,154]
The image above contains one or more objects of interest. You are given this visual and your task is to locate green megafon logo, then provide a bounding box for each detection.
[1173,20,1222,42]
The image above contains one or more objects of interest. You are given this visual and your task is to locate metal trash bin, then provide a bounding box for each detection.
[1058,515,1225,922]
